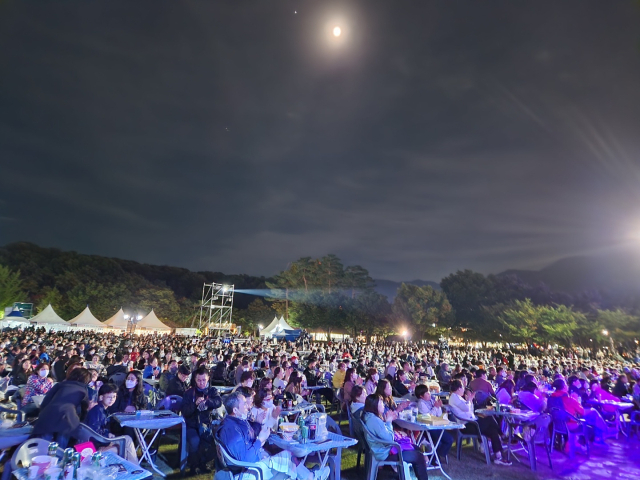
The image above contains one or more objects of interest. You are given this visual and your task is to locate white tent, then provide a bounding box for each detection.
[68,306,104,329]
[104,308,129,330]
[29,304,69,331]
[136,309,171,332]
[260,315,297,337]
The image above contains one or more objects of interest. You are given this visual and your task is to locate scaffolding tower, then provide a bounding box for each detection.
[198,282,234,334]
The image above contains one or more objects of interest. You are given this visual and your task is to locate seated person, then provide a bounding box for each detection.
[142,357,161,379]
[414,384,453,458]
[517,382,547,413]
[374,379,410,415]
[362,394,429,480]
[21,362,54,416]
[392,371,414,397]
[85,384,138,463]
[495,379,514,405]
[548,378,612,445]
[182,367,223,474]
[217,392,329,480]
[159,360,179,392]
[110,371,148,413]
[449,380,511,466]
[250,388,281,430]
[284,371,309,399]
[350,385,366,413]
[166,365,191,397]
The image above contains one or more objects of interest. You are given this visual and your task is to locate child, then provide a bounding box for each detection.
[414,384,453,459]
[85,383,138,463]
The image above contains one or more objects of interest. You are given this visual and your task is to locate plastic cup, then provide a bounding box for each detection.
[28,466,39,480]
[44,467,62,480]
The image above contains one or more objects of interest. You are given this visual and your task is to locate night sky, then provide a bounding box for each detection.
[1,1,639,282]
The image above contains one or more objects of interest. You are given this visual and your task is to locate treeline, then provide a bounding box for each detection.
[1,243,640,347]
[0,242,268,325]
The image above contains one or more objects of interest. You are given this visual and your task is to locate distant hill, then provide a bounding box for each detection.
[374,279,440,300]
[499,247,640,294]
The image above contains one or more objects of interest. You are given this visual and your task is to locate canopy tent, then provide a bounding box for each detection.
[260,315,299,338]
[68,306,104,329]
[104,308,129,330]
[136,309,171,332]
[29,304,69,331]
[1,307,30,328]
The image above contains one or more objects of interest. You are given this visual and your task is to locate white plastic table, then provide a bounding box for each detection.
[475,408,539,463]
[113,412,186,476]
[393,418,464,480]
[268,432,357,480]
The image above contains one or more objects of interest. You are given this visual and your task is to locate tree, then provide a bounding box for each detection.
[236,298,277,335]
[35,286,64,314]
[499,299,580,346]
[343,265,375,298]
[343,290,391,339]
[0,264,24,310]
[392,284,453,339]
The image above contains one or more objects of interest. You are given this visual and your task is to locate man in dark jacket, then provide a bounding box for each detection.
[182,367,222,474]
[210,355,230,386]
[166,365,190,397]
[106,354,128,377]
[159,360,179,392]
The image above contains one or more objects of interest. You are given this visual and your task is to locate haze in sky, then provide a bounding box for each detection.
[1,1,639,281]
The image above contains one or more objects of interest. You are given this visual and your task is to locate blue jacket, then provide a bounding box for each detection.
[216,415,262,463]
[363,412,394,461]
[85,403,110,440]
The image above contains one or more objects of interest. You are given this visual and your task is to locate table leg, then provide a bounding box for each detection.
[180,420,187,473]
[424,430,451,480]
[333,448,342,480]
[133,428,166,477]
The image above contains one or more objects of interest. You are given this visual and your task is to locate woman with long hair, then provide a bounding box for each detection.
[342,367,360,402]
[364,368,379,395]
[362,394,429,480]
[11,356,32,386]
[496,379,515,405]
[111,370,147,413]
[374,379,410,414]
[284,370,309,397]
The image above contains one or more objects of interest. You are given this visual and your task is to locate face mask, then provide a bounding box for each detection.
[170,367,178,374]
[264,400,274,408]
[243,368,249,372]
[373,374,379,381]
[39,370,49,378]
[239,412,248,420]
[125,380,137,389]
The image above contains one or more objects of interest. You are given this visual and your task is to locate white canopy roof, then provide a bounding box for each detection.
[104,308,129,329]
[29,304,68,325]
[260,315,297,337]
[136,309,171,331]
[69,306,104,328]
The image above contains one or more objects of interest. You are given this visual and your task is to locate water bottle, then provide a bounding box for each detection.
[309,418,317,441]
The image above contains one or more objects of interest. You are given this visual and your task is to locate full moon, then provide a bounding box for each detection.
[333,26,341,37]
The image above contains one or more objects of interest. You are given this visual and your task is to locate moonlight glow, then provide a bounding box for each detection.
[333,26,341,37]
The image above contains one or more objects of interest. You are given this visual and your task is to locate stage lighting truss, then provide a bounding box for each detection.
[198,282,234,334]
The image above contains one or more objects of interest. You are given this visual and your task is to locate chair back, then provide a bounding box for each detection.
[74,424,126,457]
[213,429,265,480]
[325,415,340,434]
[351,409,368,452]
[108,372,127,388]
[473,391,492,409]
[549,407,570,435]
[532,413,552,444]
[11,438,52,470]
[157,395,183,413]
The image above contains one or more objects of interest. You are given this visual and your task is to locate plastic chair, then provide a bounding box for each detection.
[346,402,355,437]
[522,413,553,471]
[447,410,491,465]
[156,395,183,413]
[351,408,367,473]
[0,406,24,423]
[213,430,287,480]
[73,423,126,458]
[108,372,127,388]
[10,438,62,470]
[550,407,590,458]
[360,415,407,480]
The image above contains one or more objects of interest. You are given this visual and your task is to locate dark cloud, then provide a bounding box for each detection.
[1,1,639,281]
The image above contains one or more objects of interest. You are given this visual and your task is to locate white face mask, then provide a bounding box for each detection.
[125,380,137,389]
[373,374,379,381]
[264,400,274,408]
[39,370,49,378]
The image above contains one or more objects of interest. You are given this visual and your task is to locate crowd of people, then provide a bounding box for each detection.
[1,326,639,479]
